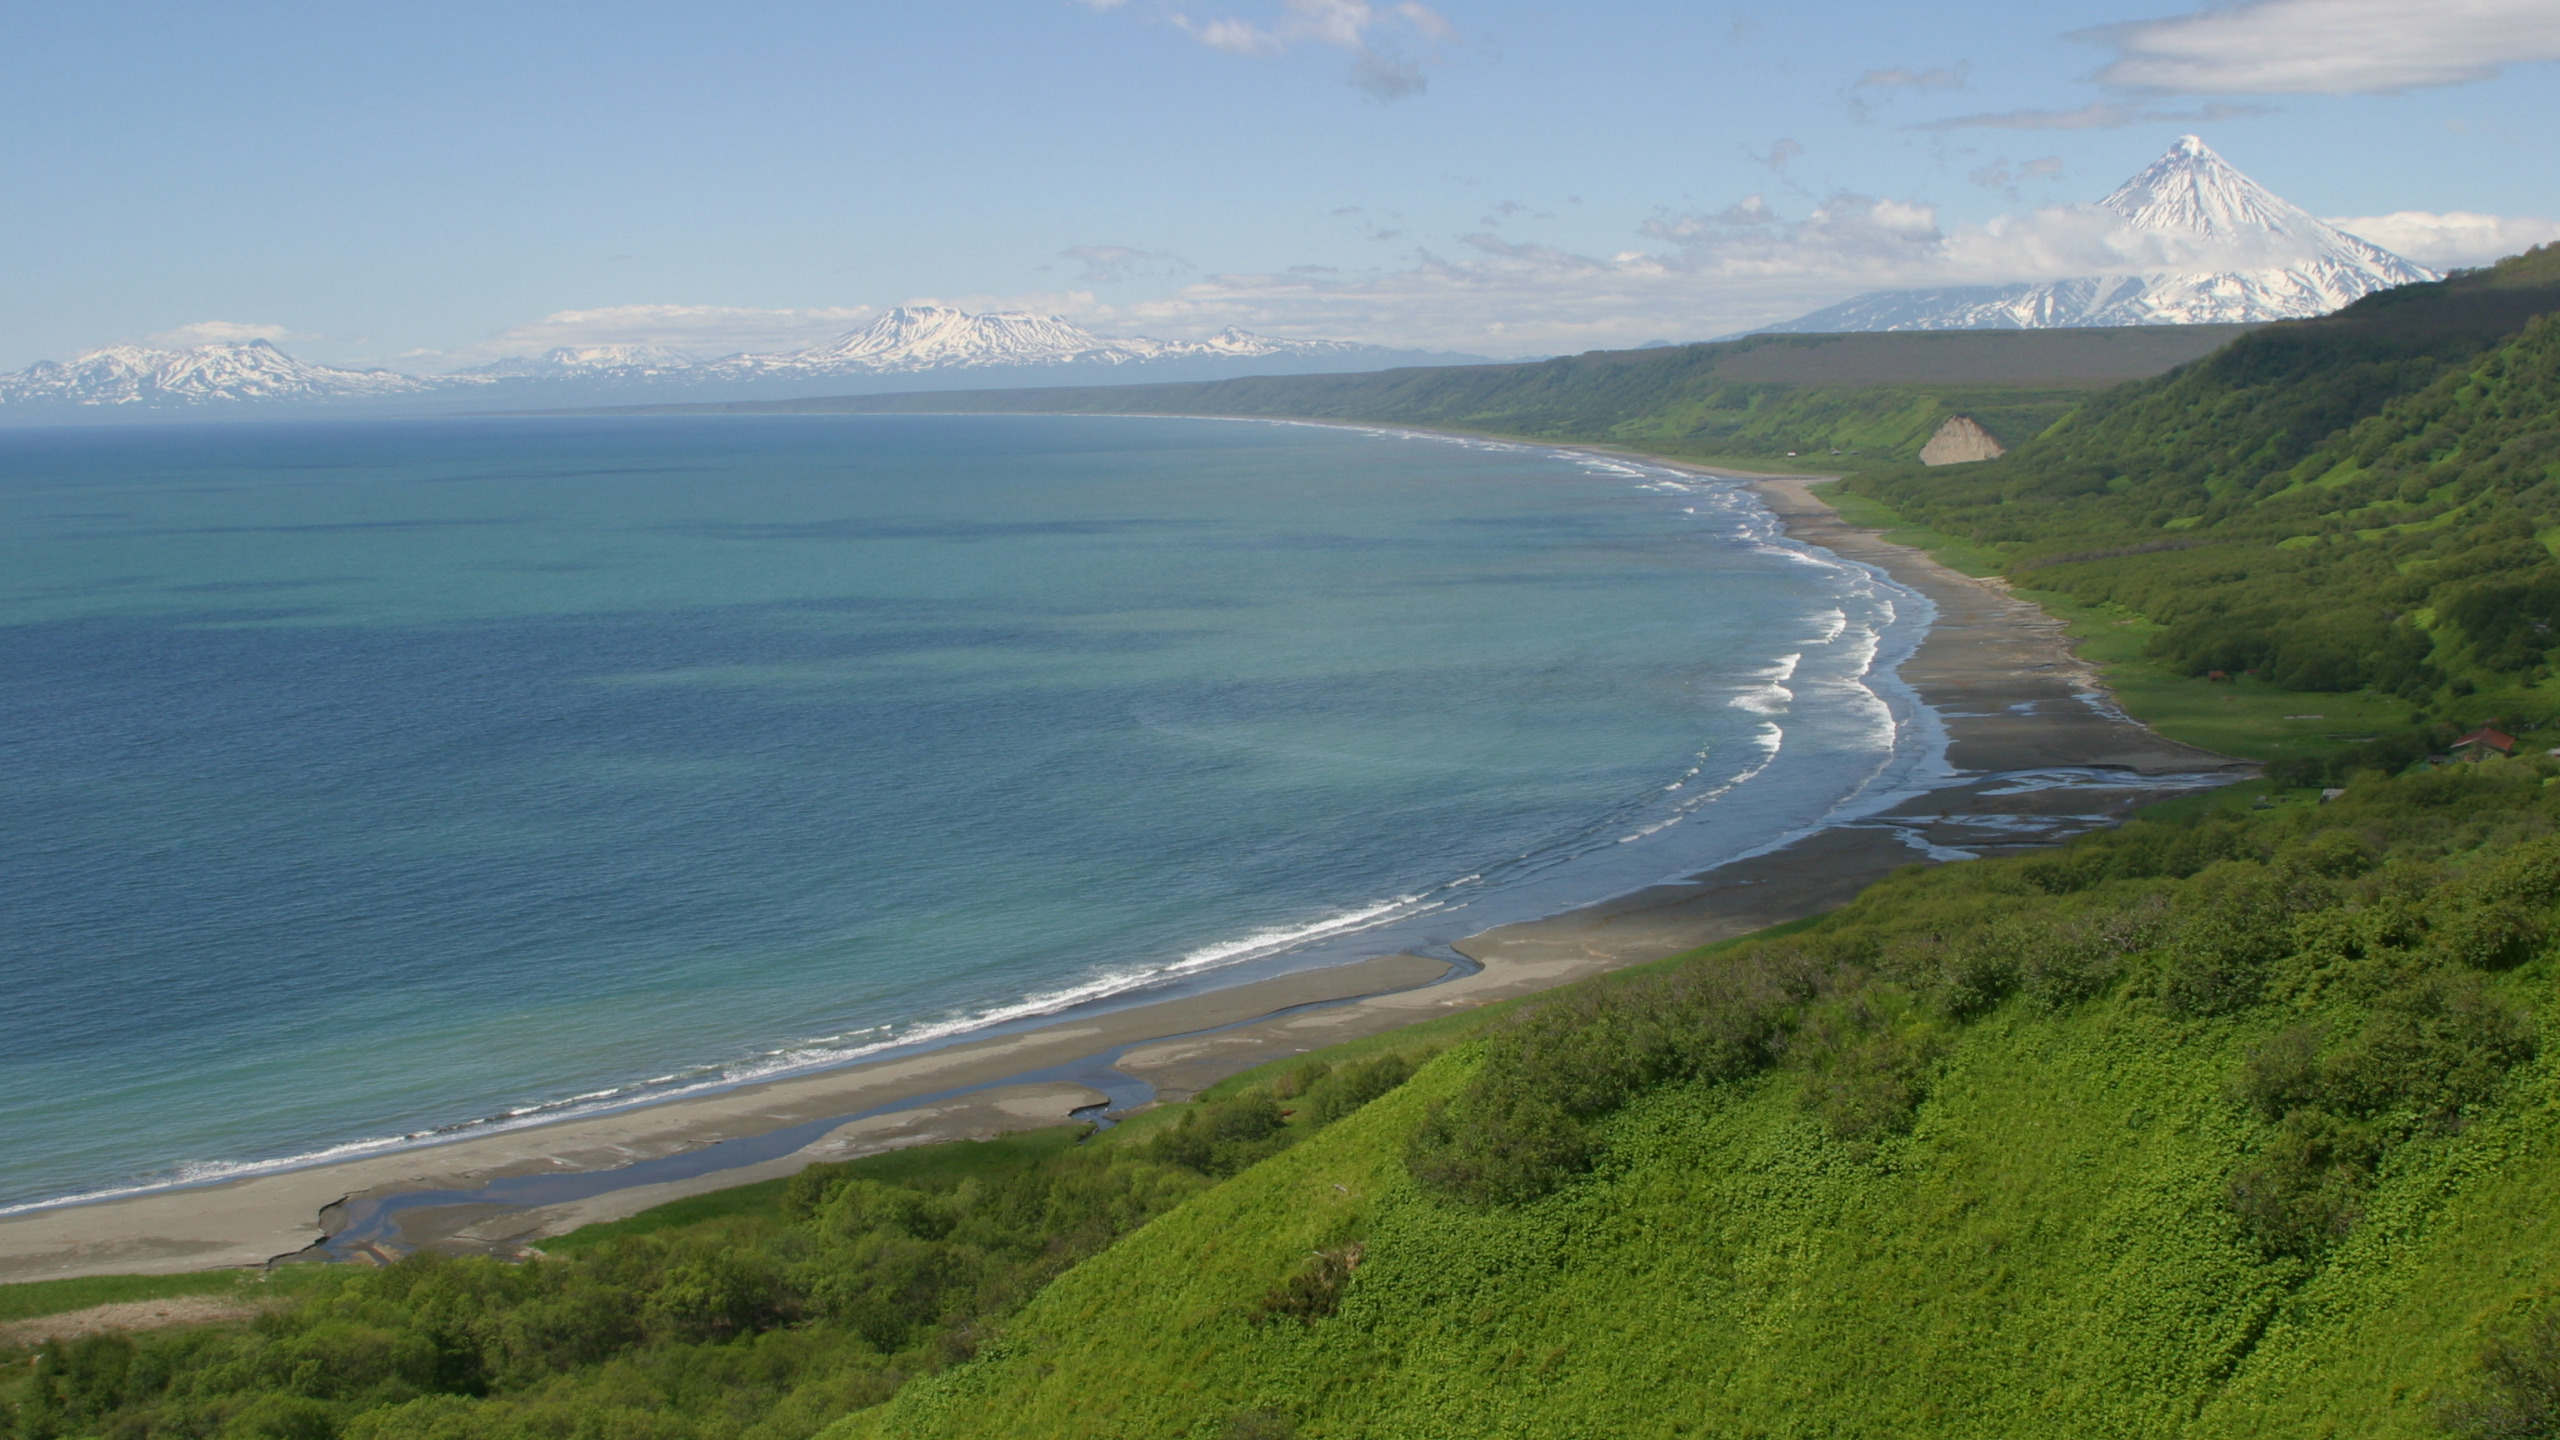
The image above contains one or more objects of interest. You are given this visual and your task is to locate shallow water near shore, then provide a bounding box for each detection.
[0,414,1938,1213]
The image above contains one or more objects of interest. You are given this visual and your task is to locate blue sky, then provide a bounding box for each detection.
[4,0,2556,368]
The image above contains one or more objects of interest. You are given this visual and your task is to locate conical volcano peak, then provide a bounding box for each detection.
[2101,135,2307,241]
[1759,135,2438,334]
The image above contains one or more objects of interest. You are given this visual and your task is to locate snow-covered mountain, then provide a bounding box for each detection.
[0,310,1447,415]
[0,340,460,408]
[709,307,1372,378]
[457,344,701,378]
[1762,137,2439,333]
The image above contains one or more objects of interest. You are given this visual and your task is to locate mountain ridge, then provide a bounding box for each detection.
[0,309,1476,415]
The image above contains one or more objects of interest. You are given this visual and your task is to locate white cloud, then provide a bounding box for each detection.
[1913,99,2266,131]
[1853,63,1969,91]
[422,303,878,370]
[1135,0,1454,98]
[145,320,308,347]
[1095,191,2356,354]
[1970,156,2069,192]
[2086,0,2560,95]
[2327,211,2560,268]
[1061,245,1193,282]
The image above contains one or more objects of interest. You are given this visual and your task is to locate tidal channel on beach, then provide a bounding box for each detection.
[0,413,1941,1212]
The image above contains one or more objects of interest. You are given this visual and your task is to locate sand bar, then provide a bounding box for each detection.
[2,458,2243,1286]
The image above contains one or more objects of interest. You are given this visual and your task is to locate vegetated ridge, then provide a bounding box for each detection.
[844,766,2560,1439]
[1843,242,2560,760]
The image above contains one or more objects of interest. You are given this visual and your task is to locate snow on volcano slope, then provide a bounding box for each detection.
[458,345,701,378]
[0,312,1452,415]
[0,340,465,408]
[1763,136,2439,332]
[712,307,1374,377]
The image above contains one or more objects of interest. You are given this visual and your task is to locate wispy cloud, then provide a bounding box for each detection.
[419,303,878,370]
[1109,0,1457,100]
[145,320,310,348]
[1095,188,2366,353]
[1853,62,1969,91]
[1912,99,2267,131]
[1968,156,2069,197]
[1060,245,1192,283]
[2326,211,2560,267]
[2085,0,2560,95]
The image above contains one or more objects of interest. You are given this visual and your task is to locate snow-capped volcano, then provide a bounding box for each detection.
[712,306,1369,377]
[0,310,1468,416]
[1763,136,2439,333]
[0,340,456,408]
[458,344,700,378]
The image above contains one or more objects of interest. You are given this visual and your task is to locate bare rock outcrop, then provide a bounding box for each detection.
[1920,415,2007,466]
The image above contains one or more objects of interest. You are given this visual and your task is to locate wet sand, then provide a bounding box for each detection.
[0,462,2244,1286]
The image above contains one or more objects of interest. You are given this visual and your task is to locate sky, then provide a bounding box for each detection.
[4,0,2558,370]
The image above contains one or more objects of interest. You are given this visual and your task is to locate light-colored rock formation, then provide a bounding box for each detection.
[1920,415,2006,466]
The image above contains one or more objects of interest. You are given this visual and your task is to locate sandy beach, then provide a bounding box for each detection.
[0,460,2244,1286]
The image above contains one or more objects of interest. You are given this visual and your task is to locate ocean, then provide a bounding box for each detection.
[0,414,1941,1213]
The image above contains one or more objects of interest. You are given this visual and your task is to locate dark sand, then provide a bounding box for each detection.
[0,465,2243,1285]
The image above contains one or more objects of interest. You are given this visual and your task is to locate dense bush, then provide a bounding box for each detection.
[1402,758,2556,1278]
[1404,951,1815,1205]
[2440,1311,2560,1439]
[1252,1244,1363,1327]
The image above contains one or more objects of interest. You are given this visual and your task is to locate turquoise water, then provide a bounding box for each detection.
[0,415,1938,1212]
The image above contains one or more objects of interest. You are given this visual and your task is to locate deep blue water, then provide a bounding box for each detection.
[0,414,1938,1212]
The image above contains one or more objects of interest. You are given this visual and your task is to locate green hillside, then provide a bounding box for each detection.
[846,765,2560,1440]
[1846,246,2560,735]
[585,327,2255,468]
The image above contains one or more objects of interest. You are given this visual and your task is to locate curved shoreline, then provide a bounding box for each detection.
[0,452,2245,1284]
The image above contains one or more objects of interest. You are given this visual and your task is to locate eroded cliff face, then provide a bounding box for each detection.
[1919,414,2006,465]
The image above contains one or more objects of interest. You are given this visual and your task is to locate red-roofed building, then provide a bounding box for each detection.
[2452,727,2516,757]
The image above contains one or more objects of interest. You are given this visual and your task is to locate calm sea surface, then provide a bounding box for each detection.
[0,414,1940,1211]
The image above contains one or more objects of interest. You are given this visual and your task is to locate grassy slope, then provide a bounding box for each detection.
[1829,476,2417,764]
[0,1271,310,1327]
[843,931,2560,1440]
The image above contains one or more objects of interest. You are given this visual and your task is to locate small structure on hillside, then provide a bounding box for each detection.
[2452,727,2516,758]
[1919,415,2007,466]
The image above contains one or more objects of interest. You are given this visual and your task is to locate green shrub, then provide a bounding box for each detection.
[1269,1059,1331,1100]
[1252,1244,1363,1327]
[2439,1310,2560,1439]
[1143,1090,1293,1177]
[2227,1108,2379,1257]
[2437,900,2550,971]
[1219,1410,1298,1440]
[1802,1019,1935,1142]
[1404,951,1813,1206]
[2236,1023,2327,1122]
[1302,1053,1417,1127]
[2324,972,2537,1120]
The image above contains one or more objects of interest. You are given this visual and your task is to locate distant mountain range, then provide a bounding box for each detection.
[0,308,1484,417]
[1761,137,2438,333]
